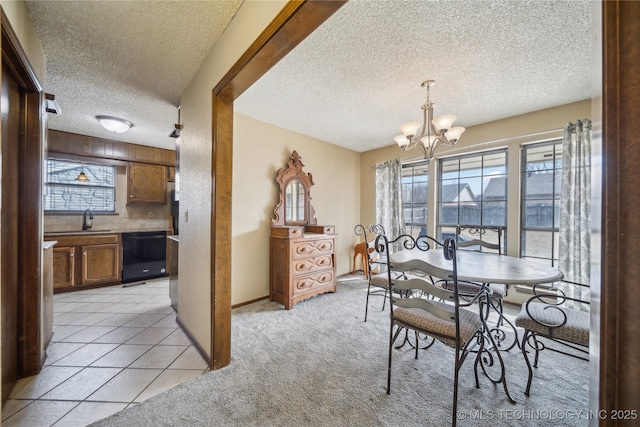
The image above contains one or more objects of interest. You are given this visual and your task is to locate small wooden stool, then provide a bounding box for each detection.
[352,242,370,278]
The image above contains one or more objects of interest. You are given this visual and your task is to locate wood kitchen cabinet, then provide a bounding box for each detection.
[127,162,167,204]
[49,130,175,167]
[52,247,75,289]
[42,242,55,360]
[45,233,122,292]
[81,244,120,286]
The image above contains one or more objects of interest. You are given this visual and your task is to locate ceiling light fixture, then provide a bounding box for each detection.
[96,115,133,133]
[394,79,465,163]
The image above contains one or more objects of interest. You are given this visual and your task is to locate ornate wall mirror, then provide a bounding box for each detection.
[272,151,317,226]
[285,179,305,222]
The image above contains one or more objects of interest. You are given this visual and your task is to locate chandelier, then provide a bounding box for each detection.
[394,79,465,162]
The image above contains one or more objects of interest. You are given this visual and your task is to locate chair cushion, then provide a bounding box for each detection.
[393,300,482,348]
[369,273,389,288]
[515,302,589,347]
[488,283,506,298]
[370,272,423,289]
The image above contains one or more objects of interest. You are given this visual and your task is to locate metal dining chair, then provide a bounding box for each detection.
[378,234,489,427]
[515,280,590,395]
[450,225,508,328]
[354,224,391,322]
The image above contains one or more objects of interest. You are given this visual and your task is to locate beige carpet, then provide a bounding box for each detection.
[93,276,589,426]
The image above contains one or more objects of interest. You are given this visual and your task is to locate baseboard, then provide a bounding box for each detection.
[232,295,269,309]
[176,316,212,368]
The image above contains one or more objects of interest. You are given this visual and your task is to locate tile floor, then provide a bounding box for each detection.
[1,278,209,426]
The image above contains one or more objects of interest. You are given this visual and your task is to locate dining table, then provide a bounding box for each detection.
[390,249,564,286]
[389,246,564,403]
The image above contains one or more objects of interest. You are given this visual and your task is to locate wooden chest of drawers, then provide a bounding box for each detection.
[270,226,336,309]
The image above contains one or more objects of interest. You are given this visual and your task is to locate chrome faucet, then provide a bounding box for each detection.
[82,208,93,230]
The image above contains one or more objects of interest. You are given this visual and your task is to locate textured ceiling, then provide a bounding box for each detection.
[27,0,592,154]
[236,0,592,152]
[26,0,243,150]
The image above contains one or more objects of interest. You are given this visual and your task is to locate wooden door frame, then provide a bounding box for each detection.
[209,0,347,369]
[208,0,640,414]
[1,9,44,377]
[598,1,640,419]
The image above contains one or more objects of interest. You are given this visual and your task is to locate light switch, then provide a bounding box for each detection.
[184,209,189,222]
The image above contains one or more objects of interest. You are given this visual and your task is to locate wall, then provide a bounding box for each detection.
[178,0,288,357]
[1,1,46,83]
[43,165,171,233]
[360,99,591,303]
[232,113,360,305]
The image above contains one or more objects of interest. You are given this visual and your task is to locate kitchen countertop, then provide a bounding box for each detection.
[44,229,171,237]
[42,241,57,249]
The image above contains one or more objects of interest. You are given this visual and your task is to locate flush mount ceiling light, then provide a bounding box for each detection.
[96,115,133,133]
[394,79,465,164]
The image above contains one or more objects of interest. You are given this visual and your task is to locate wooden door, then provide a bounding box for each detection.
[1,63,21,403]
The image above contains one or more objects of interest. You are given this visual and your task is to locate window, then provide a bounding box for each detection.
[520,141,562,265]
[402,162,428,238]
[438,150,507,241]
[45,159,116,212]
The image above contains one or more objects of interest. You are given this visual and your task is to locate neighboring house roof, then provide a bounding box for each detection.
[483,176,507,200]
[484,173,561,200]
[525,171,562,197]
[441,183,475,203]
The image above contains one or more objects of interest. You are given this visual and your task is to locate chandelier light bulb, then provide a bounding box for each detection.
[399,121,421,138]
[445,127,466,143]
[420,135,437,148]
[394,135,410,147]
[431,114,457,134]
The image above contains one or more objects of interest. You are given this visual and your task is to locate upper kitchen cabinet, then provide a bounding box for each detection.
[48,130,176,167]
[127,162,167,204]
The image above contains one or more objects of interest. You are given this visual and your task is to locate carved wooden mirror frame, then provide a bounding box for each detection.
[272,151,317,226]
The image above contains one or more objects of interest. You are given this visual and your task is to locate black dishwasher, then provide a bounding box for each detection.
[122,231,167,283]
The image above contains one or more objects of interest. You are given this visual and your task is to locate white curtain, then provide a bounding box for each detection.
[558,119,591,311]
[375,159,405,248]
